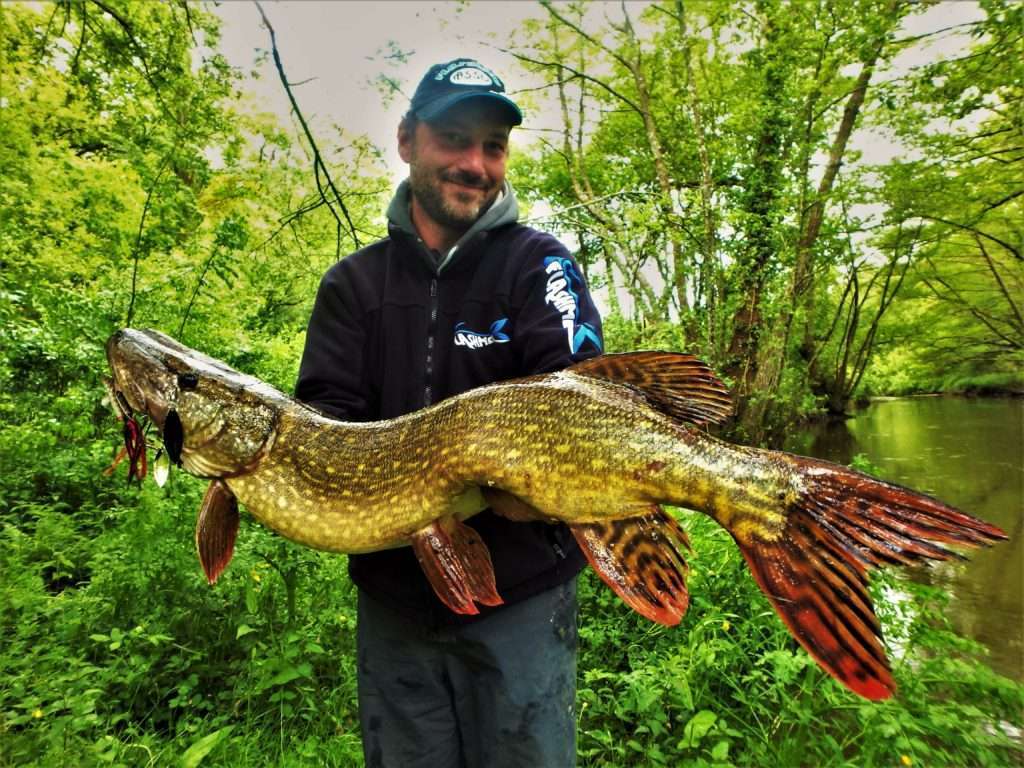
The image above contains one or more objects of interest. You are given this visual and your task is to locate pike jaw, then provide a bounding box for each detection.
[105,329,280,479]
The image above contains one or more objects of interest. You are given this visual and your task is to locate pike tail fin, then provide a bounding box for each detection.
[572,506,691,626]
[731,454,1006,700]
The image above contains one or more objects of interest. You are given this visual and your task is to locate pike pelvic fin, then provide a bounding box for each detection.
[730,454,1008,701]
[571,506,691,626]
[411,517,503,615]
[196,480,240,585]
[570,352,733,427]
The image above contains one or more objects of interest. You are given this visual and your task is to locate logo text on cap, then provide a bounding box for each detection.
[449,67,494,86]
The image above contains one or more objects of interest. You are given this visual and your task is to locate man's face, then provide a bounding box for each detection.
[399,99,511,232]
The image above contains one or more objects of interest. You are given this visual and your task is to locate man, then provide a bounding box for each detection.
[296,58,603,768]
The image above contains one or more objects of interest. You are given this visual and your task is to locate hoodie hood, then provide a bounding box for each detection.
[386,179,519,273]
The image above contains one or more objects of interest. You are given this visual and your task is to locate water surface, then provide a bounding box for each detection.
[785,397,1023,682]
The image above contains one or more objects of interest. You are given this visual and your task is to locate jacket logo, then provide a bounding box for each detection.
[454,318,511,349]
[543,256,602,354]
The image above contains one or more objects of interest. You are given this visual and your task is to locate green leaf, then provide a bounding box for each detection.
[245,584,257,614]
[268,662,311,687]
[180,726,233,768]
[235,624,255,639]
[682,710,718,748]
[711,740,730,760]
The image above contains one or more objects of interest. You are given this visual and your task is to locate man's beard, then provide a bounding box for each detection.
[408,164,499,232]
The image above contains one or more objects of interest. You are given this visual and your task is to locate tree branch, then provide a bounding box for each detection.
[255,2,361,252]
[125,155,172,326]
[921,215,1021,261]
[499,47,643,115]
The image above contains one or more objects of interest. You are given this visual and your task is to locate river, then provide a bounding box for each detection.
[784,396,1023,683]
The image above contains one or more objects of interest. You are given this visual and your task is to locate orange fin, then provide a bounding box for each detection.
[411,518,503,615]
[572,506,691,626]
[731,453,1007,701]
[570,352,733,426]
[196,480,240,585]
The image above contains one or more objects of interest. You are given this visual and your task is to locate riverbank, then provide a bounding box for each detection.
[866,389,1024,403]
[861,370,1024,400]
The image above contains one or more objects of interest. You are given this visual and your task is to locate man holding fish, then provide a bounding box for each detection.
[295,59,604,768]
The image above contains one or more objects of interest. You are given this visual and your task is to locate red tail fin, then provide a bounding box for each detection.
[731,454,1006,700]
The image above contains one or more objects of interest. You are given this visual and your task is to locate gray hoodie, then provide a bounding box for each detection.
[385,179,520,274]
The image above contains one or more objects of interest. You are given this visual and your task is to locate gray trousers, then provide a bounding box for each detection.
[356,580,578,768]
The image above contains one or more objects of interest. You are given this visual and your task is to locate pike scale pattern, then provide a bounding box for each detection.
[106,329,1007,701]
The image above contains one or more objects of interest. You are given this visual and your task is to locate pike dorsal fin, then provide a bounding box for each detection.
[570,352,732,427]
[196,480,240,585]
[571,506,691,626]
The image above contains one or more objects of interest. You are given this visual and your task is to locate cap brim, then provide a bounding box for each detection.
[416,92,523,126]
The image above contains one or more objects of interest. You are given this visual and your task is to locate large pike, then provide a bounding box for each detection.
[106,328,1005,701]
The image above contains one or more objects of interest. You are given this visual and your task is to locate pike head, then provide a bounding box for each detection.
[105,328,281,479]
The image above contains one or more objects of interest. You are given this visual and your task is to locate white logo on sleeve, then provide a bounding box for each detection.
[543,256,602,355]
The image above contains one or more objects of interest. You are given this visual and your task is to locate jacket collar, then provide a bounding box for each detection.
[386,180,519,274]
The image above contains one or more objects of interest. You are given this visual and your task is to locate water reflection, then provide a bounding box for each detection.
[785,397,1024,682]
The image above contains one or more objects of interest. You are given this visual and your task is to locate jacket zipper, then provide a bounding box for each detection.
[424,277,438,407]
[548,526,567,560]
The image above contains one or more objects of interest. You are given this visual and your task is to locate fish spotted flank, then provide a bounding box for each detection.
[454,318,511,350]
[543,256,602,355]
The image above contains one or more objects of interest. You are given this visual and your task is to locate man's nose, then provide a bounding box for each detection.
[454,143,486,178]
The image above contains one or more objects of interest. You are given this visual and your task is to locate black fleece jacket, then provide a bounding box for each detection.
[295,183,603,626]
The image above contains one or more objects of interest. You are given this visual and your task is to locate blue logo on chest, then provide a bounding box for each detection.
[454,318,511,350]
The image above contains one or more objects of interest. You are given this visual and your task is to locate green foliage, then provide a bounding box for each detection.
[511,0,1022,431]
[1,3,382,765]
[1,2,1020,766]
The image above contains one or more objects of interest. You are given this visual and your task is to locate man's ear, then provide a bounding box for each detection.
[397,121,414,163]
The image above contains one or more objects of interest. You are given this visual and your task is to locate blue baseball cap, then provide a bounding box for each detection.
[409,59,523,126]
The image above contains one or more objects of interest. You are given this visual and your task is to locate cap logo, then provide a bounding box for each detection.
[433,60,504,89]
[449,67,494,87]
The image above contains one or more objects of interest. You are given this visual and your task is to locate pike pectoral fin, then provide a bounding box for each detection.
[570,352,733,426]
[571,506,691,626]
[196,480,240,585]
[411,517,503,615]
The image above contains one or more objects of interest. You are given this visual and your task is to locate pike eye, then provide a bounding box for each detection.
[178,372,199,390]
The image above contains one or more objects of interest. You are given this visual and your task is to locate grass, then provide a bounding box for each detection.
[2,483,1021,767]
